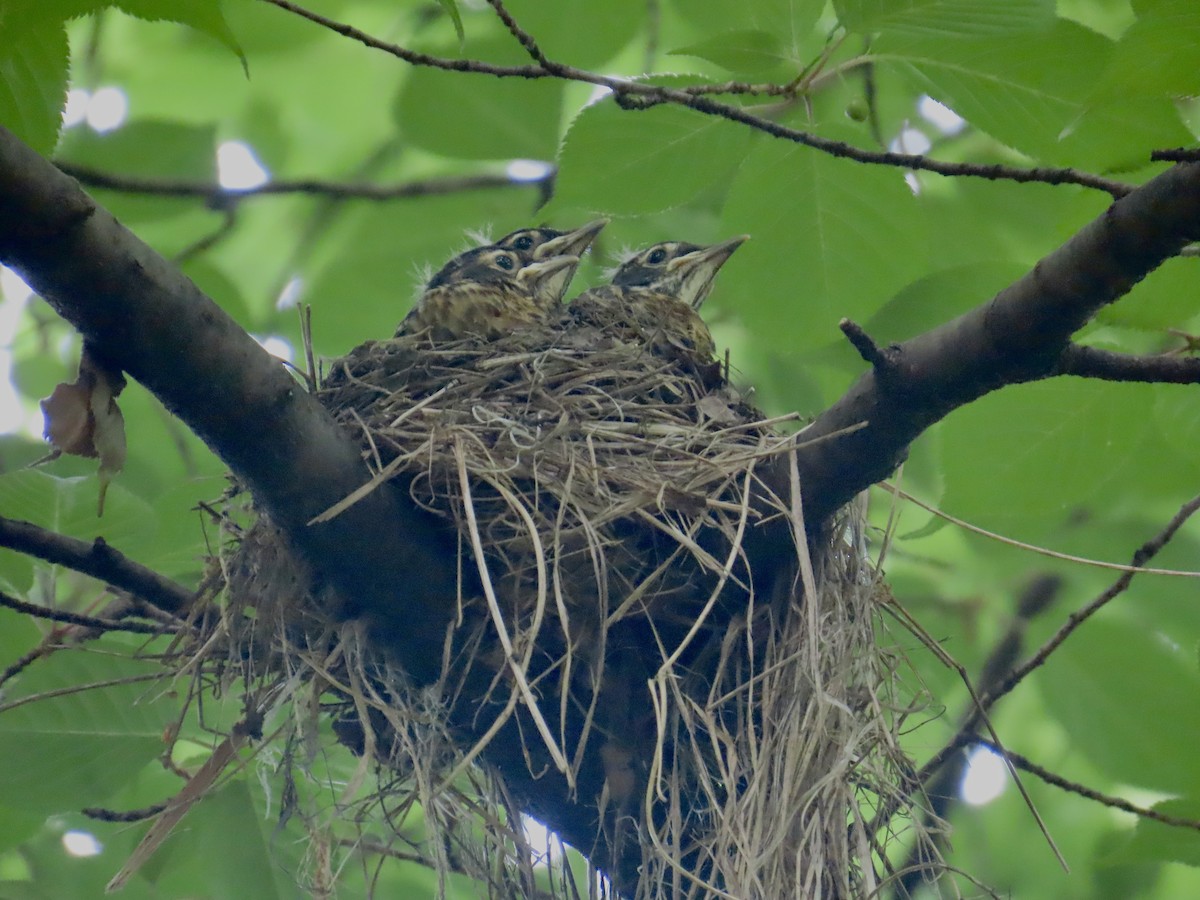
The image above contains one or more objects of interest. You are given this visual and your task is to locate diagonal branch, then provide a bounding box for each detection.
[0,515,194,614]
[0,123,617,885]
[784,161,1200,526]
[0,124,463,683]
[913,493,1200,790]
[0,589,169,635]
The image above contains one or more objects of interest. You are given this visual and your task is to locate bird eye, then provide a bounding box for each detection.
[512,235,534,250]
[647,248,668,265]
[495,253,516,270]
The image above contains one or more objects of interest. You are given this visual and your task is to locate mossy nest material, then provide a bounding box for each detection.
[219,320,934,898]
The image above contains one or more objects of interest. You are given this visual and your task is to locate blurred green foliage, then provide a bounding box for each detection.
[1,0,1199,896]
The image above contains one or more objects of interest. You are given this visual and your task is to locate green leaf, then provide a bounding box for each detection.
[1096,0,1200,100]
[505,0,643,68]
[719,131,927,353]
[114,0,246,71]
[1117,798,1200,867]
[0,15,69,156]
[873,19,1111,163]
[864,261,1028,343]
[667,0,825,55]
[836,0,1055,37]
[0,470,194,580]
[1038,616,1200,793]
[1098,258,1200,331]
[1058,95,1192,173]
[393,39,563,160]
[57,118,217,179]
[918,175,1110,273]
[939,380,1152,537]
[145,780,302,899]
[436,0,465,43]
[0,648,172,812]
[55,119,217,223]
[552,96,751,215]
[1154,388,1200,481]
[669,29,790,75]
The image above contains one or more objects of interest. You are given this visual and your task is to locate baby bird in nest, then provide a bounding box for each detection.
[397,219,607,340]
[567,236,748,362]
[397,248,582,341]
[493,218,608,267]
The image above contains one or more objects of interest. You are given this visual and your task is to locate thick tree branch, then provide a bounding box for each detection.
[0,124,618,885]
[0,515,195,614]
[0,124,461,681]
[5,127,1200,891]
[788,161,1200,525]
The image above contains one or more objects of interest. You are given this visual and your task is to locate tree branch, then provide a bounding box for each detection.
[5,102,1200,892]
[0,515,195,614]
[1151,148,1200,163]
[970,737,1200,833]
[55,161,552,204]
[1056,343,1200,383]
[260,0,1131,197]
[0,123,617,885]
[786,162,1200,525]
[0,589,168,635]
[0,124,463,681]
[914,493,1200,788]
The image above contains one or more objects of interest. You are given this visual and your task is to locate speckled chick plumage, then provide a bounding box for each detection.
[568,237,747,362]
[397,219,607,341]
[396,247,580,341]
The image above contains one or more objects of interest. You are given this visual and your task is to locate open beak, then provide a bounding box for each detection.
[669,235,749,309]
[517,254,581,306]
[534,218,609,260]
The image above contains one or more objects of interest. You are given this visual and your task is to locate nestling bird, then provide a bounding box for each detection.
[494,218,608,268]
[396,249,581,341]
[412,219,608,321]
[567,236,748,362]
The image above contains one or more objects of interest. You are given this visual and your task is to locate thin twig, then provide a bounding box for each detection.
[983,492,1200,710]
[173,206,237,264]
[485,0,551,67]
[914,493,1200,787]
[0,589,174,635]
[82,802,170,822]
[880,484,1200,578]
[261,0,1132,197]
[971,737,1200,833]
[57,161,552,202]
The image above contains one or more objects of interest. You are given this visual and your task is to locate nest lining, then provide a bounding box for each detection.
[210,319,938,898]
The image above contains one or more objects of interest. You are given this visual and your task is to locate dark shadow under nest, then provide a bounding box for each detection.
[203,316,938,898]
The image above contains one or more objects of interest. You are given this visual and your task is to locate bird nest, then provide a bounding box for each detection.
[207,321,937,898]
